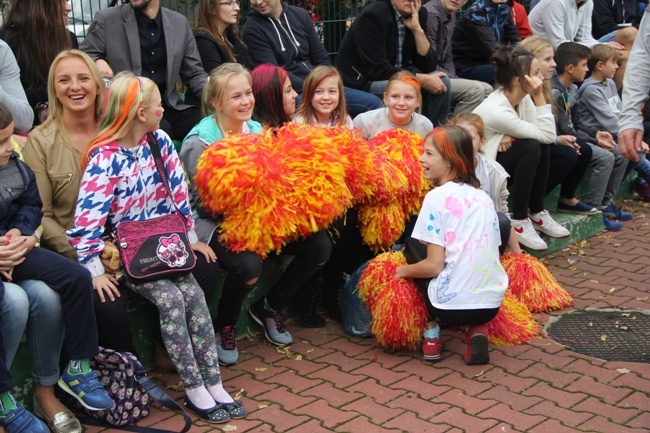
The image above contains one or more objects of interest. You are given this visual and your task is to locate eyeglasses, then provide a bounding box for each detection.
[219,0,240,6]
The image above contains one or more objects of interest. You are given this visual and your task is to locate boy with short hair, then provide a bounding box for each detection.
[574,43,641,226]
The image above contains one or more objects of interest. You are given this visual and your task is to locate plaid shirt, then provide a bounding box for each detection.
[393,5,405,69]
[424,0,456,77]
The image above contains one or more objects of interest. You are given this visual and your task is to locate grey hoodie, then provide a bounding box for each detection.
[575,76,621,138]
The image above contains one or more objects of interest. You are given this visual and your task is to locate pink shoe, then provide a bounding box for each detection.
[464,324,489,365]
[422,336,444,361]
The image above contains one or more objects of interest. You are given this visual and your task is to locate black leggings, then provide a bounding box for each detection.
[496,139,549,220]
[545,139,592,199]
[191,231,332,320]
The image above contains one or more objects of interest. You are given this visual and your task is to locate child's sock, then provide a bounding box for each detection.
[423,325,440,340]
[0,392,17,417]
[207,383,234,404]
[67,359,91,375]
[186,386,216,410]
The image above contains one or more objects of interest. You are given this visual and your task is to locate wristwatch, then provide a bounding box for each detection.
[32,233,40,248]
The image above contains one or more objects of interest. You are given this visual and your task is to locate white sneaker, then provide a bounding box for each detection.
[528,210,570,238]
[511,218,548,251]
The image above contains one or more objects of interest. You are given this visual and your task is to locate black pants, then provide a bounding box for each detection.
[160,104,203,142]
[11,248,98,360]
[191,231,332,319]
[496,139,549,220]
[404,237,500,327]
[93,287,137,354]
[546,139,592,199]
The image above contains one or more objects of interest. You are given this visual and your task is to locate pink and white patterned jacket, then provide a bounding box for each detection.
[67,130,198,277]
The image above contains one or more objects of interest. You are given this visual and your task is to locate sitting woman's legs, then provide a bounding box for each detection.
[496,139,542,220]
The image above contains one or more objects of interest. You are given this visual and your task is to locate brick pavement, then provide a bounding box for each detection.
[87,199,650,433]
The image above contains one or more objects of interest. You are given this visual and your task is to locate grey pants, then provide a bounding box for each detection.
[585,143,628,208]
[127,273,221,390]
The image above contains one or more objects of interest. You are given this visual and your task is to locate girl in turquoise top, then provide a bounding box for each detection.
[181,63,332,365]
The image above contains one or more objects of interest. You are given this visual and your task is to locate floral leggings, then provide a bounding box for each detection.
[128,274,221,390]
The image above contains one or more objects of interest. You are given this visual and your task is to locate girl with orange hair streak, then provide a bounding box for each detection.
[395,125,508,365]
[353,71,433,140]
[67,72,245,424]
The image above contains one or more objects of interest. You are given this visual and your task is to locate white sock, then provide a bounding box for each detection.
[186,386,216,410]
[207,383,234,404]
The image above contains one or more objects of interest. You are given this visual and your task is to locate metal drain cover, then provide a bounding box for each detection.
[546,309,650,363]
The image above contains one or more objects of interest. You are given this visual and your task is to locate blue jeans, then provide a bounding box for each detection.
[368,73,452,126]
[624,152,650,183]
[1,280,63,386]
[11,247,98,360]
[343,87,382,118]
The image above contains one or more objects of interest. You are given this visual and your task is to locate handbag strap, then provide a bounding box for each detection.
[146,132,180,214]
[135,371,192,433]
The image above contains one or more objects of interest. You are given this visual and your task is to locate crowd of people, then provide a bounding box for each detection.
[0,0,647,431]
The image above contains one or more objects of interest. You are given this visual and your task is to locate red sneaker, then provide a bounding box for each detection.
[464,324,489,365]
[422,336,444,361]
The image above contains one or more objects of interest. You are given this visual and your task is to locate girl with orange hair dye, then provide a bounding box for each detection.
[68,72,245,424]
[353,71,433,139]
[395,125,508,365]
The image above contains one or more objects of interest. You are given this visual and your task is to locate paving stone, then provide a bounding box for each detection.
[382,411,452,432]
[292,399,357,429]
[572,396,640,423]
[345,378,406,404]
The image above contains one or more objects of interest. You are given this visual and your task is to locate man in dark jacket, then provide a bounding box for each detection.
[242,0,381,118]
[335,0,451,125]
[452,0,521,85]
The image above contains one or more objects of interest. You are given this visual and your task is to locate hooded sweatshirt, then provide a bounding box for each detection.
[242,1,331,92]
[529,0,599,48]
[67,130,197,277]
[575,76,621,138]
[550,74,597,144]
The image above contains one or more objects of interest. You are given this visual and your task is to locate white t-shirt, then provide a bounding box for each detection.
[411,182,508,310]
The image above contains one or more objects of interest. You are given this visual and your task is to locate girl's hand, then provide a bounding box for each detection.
[498,135,513,152]
[523,75,544,98]
[192,241,217,263]
[557,135,580,153]
[395,265,408,280]
[0,236,29,265]
[92,273,121,303]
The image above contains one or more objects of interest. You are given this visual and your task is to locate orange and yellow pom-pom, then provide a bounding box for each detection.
[501,252,573,313]
[357,251,430,350]
[194,123,355,257]
[487,292,540,346]
[356,129,429,251]
[357,203,406,253]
